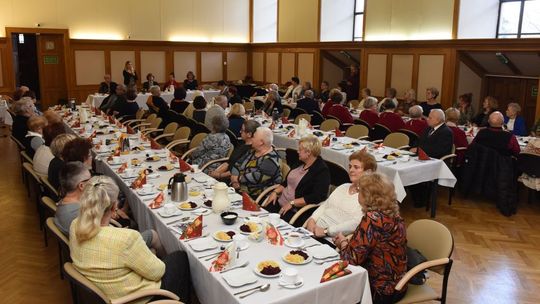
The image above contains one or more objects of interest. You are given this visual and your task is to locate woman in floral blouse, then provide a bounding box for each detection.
[191,115,231,172]
[334,172,407,304]
[231,127,282,197]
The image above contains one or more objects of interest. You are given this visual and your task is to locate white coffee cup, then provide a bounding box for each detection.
[112,156,121,164]
[268,213,281,226]
[232,234,247,249]
[191,164,200,172]
[280,267,299,284]
[163,204,176,215]
[400,155,410,162]
[142,184,154,193]
[287,232,302,246]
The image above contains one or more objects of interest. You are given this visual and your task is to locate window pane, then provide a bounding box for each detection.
[498,1,522,34]
[522,0,540,33]
[498,34,519,38]
[521,33,540,37]
[354,14,364,39]
[355,0,365,13]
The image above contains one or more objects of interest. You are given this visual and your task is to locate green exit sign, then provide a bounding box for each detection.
[532,86,538,97]
[43,55,59,64]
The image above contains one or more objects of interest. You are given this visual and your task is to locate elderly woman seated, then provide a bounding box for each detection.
[445,107,468,165]
[402,105,428,136]
[305,151,376,237]
[266,135,330,224]
[228,103,246,137]
[146,85,169,116]
[192,96,207,123]
[11,98,35,144]
[24,115,48,157]
[191,115,232,172]
[208,120,260,181]
[33,122,67,177]
[504,102,527,136]
[334,172,407,304]
[231,127,282,198]
[47,134,77,190]
[69,175,191,303]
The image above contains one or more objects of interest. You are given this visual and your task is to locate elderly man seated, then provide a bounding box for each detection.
[403,105,428,136]
[296,90,318,114]
[473,111,520,156]
[205,95,228,129]
[98,74,117,94]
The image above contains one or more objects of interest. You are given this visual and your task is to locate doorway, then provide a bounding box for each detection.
[319,50,361,100]
[11,33,41,99]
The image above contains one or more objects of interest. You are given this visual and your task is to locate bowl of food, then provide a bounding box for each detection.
[220,212,238,225]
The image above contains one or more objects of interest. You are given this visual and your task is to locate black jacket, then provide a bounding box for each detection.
[460,143,517,216]
[296,97,318,114]
[98,81,117,94]
[143,81,160,91]
[281,157,331,205]
[12,115,29,143]
[417,124,454,159]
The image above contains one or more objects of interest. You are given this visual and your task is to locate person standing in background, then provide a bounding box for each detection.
[122,61,138,88]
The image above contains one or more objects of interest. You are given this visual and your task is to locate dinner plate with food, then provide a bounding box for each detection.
[178,201,199,211]
[282,250,312,265]
[145,155,161,162]
[253,260,281,278]
[158,164,174,171]
[213,230,236,242]
[238,221,262,235]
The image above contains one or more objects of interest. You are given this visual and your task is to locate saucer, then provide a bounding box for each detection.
[284,239,305,249]
[157,209,182,218]
[278,277,304,289]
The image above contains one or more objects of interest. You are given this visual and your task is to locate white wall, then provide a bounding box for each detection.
[320,0,354,42]
[321,57,344,88]
[252,0,278,43]
[0,0,250,42]
[458,0,499,39]
[456,62,482,112]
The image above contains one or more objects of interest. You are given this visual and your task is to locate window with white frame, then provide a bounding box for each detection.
[497,0,540,38]
[252,0,278,43]
[353,0,365,41]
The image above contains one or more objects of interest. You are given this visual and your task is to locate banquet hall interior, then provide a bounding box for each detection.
[1,0,540,303]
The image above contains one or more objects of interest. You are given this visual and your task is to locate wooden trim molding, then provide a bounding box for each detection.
[452,0,460,39]
[317,0,322,42]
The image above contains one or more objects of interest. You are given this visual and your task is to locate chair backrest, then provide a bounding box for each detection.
[173,126,191,141]
[254,99,265,111]
[10,134,26,150]
[383,132,409,149]
[46,217,68,248]
[349,99,360,109]
[370,123,391,141]
[190,133,207,150]
[518,152,540,177]
[294,113,312,125]
[21,150,34,164]
[354,119,372,130]
[320,119,340,132]
[311,111,325,126]
[183,103,195,118]
[407,219,454,274]
[163,122,179,135]
[41,196,58,213]
[397,129,419,147]
[289,108,307,120]
[146,113,157,124]
[326,115,342,124]
[23,162,41,183]
[280,160,291,178]
[135,108,146,120]
[324,161,351,186]
[243,101,254,112]
[345,124,369,139]
[194,123,211,135]
[150,117,162,129]
[226,129,240,147]
[40,175,60,199]
[282,108,291,118]
[63,262,109,304]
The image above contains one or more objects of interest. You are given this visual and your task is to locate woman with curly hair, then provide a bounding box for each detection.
[334,172,407,304]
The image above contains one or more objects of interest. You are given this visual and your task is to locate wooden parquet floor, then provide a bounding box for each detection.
[1,134,540,304]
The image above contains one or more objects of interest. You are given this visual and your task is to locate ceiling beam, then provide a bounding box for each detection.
[500,53,523,75]
[458,52,487,77]
[340,51,360,66]
[321,51,348,69]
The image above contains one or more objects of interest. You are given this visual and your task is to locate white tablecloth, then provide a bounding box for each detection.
[86,92,174,110]
[0,102,12,126]
[271,126,456,202]
[58,110,373,304]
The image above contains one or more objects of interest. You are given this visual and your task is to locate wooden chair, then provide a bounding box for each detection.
[122,109,147,125]
[226,129,240,147]
[320,119,340,132]
[294,113,312,125]
[395,219,454,304]
[63,262,183,304]
[22,162,45,230]
[193,122,211,136]
[164,127,192,153]
[345,124,369,140]
[289,108,307,121]
[243,101,254,112]
[132,114,160,131]
[142,122,178,141]
[257,160,291,207]
[311,111,325,127]
[41,175,60,201]
[398,129,420,148]
[127,113,156,128]
[10,134,26,182]
[383,133,410,149]
[354,119,372,130]
[46,217,69,279]
[370,123,391,141]
[180,133,208,160]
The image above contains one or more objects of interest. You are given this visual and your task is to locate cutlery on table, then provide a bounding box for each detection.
[278,281,303,289]
[236,284,270,298]
[182,233,209,242]
[315,258,341,265]
[220,260,249,274]
[300,243,320,250]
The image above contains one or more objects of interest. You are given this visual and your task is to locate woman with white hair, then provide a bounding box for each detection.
[146,85,169,116]
[191,115,232,172]
[359,97,380,128]
[504,102,527,136]
[69,175,191,303]
[402,105,428,136]
[231,127,282,197]
[11,98,35,143]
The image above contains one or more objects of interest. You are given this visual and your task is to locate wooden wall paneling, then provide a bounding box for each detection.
[294,52,299,77]
[200,52,223,82]
[140,51,166,83]
[297,53,315,85]
[226,51,248,82]
[0,47,4,88]
[251,52,264,82]
[104,51,111,76]
[110,51,136,86]
[417,54,445,104]
[366,53,387,97]
[313,49,321,90]
[536,79,540,122]
[223,51,228,81]
[38,34,69,108]
[135,51,142,87]
[390,54,414,97]
[196,52,202,84]
[281,53,296,85]
[443,49,458,108]
[173,51,197,83]
[165,50,174,81]
[411,54,419,95]
[385,53,392,91]
[265,53,279,84]
[278,52,282,84]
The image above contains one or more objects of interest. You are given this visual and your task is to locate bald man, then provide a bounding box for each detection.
[412,109,453,159]
[473,111,520,156]
[98,74,117,94]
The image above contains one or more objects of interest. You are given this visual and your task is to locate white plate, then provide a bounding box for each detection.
[212,231,236,242]
[178,202,199,211]
[106,161,123,166]
[136,189,158,196]
[238,223,263,235]
[188,238,218,252]
[278,277,304,289]
[282,251,313,265]
[222,267,258,288]
[284,238,305,249]
[157,209,182,218]
[119,173,138,179]
[147,173,161,179]
[253,265,282,278]
[192,208,212,216]
[307,244,339,259]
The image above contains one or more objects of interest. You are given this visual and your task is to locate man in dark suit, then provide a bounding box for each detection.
[413,108,454,159]
[409,109,454,207]
[98,74,117,94]
[296,90,318,114]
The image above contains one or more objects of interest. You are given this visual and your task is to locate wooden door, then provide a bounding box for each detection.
[484,76,537,128]
[37,34,67,109]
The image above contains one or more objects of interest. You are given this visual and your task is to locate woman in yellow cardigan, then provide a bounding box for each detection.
[69,176,191,303]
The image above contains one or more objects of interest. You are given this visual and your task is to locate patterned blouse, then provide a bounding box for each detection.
[340,211,408,297]
[231,149,282,197]
[191,133,231,172]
